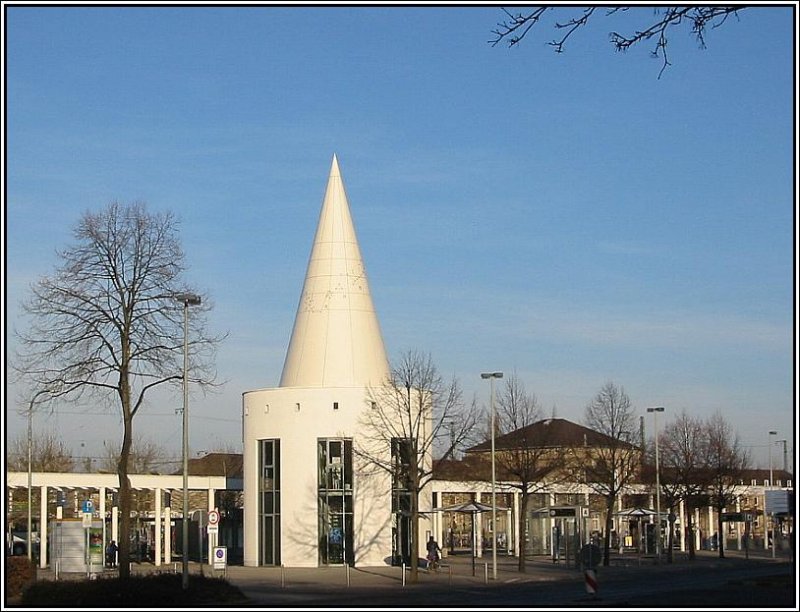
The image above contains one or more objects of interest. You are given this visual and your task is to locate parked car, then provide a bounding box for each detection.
[8,532,39,556]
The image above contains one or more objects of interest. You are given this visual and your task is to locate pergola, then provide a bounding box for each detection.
[5,471,240,569]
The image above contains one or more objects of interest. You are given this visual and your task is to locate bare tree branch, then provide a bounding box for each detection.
[490,6,745,78]
[356,349,477,582]
[581,381,640,566]
[491,373,570,572]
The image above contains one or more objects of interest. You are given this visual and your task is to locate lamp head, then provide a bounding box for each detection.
[174,293,202,306]
[481,372,504,379]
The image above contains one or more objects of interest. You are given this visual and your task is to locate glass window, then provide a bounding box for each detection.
[259,439,281,566]
[317,438,354,565]
[391,438,415,565]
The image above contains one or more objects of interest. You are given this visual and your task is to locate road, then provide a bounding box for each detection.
[224,555,795,608]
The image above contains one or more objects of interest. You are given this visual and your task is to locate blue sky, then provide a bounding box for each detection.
[4,5,796,472]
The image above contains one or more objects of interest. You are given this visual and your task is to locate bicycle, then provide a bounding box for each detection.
[426,555,440,572]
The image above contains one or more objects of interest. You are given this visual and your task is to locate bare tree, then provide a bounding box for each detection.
[659,410,709,561]
[582,381,640,566]
[7,429,75,538]
[99,436,174,474]
[357,350,478,583]
[491,374,568,571]
[7,430,75,472]
[704,412,750,559]
[13,201,223,580]
[490,6,745,78]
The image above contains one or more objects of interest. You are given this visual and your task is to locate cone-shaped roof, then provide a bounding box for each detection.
[279,155,390,388]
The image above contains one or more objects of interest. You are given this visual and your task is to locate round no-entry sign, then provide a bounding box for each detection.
[208,510,220,525]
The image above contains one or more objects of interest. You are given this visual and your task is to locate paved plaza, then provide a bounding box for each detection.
[28,546,794,608]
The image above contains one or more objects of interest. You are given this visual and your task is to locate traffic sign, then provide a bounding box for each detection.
[82,500,94,514]
[213,546,227,570]
[208,509,220,525]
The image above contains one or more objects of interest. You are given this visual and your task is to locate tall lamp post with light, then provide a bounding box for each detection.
[779,439,788,473]
[481,371,503,581]
[175,293,201,590]
[767,430,777,557]
[647,407,665,562]
[26,389,49,562]
[768,430,777,487]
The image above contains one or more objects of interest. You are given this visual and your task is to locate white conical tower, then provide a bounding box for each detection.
[279,155,390,388]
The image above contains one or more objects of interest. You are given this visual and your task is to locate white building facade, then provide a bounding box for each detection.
[242,156,429,567]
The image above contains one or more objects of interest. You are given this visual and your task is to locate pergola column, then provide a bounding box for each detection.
[505,507,512,555]
[512,492,520,556]
[207,488,216,564]
[475,492,483,557]
[111,498,119,551]
[39,485,48,569]
[735,496,742,550]
[99,487,106,556]
[154,487,162,566]
[164,494,172,564]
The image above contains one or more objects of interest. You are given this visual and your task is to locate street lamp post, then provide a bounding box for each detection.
[647,406,665,562]
[481,371,503,581]
[175,293,201,590]
[26,389,49,562]
[768,431,777,487]
[780,439,788,474]
[767,430,777,558]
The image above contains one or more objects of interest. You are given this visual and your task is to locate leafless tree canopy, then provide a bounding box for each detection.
[99,435,174,474]
[704,411,750,559]
[658,410,707,561]
[493,374,568,571]
[490,6,745,78]
[582,381,640,566]
[359,350,476,479]
[358,349,478,582]
[13,201,224,579]
[656,410,750,561]
[7,430,75,472]
[15,202,219,407]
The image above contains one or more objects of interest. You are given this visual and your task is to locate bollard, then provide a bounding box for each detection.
[484,563,488,584]
[448,564,452,587]
[281,564,285,588]
[346,562,350,587]
[402,563,406,587]
[584,569,598,598]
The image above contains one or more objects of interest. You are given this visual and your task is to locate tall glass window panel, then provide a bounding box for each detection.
[259,439,281,565]
[317,438,354,565]
[391,438,414,565]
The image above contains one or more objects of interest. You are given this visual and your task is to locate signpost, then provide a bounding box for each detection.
[213,546,227,573]
[207,509,220,567]
[81,501,100,577]
[207,510,220,536]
